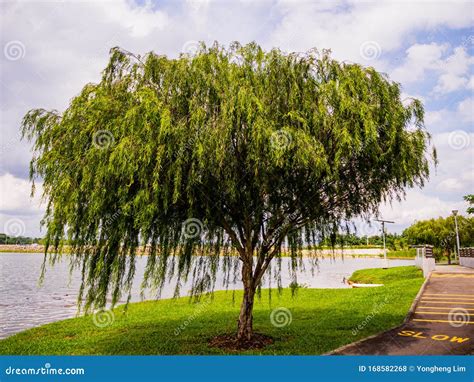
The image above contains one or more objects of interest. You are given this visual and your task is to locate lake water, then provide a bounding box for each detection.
[0,253,414,339]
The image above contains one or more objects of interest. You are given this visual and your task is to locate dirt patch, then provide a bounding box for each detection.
[209,333,274,351]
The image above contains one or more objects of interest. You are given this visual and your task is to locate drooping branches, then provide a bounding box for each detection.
[22,43,434,324]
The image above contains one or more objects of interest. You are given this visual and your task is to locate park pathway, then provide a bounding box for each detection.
[331,265,474,355]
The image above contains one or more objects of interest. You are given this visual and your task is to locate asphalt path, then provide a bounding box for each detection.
[331,268,474,355]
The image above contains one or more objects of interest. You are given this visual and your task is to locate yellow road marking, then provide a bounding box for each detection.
[424,293,474,297]
[420,301,474,305]
[415,311,474,315]
[420,296,474,301]
[417,306,474,311]
[431,274,474,278]
[413,319,474,324]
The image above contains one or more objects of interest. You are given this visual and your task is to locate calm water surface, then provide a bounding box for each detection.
[0,253,414,339]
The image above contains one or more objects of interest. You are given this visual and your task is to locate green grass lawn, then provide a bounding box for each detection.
[386,249,416,259]
[0,266,423,355]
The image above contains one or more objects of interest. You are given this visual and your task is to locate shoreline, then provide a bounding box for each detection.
[0,245,415,259]
[0,266,423,355]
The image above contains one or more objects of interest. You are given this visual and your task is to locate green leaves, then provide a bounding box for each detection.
[22,43,433,311]
[403,215,474,261]
[465,195,474,215]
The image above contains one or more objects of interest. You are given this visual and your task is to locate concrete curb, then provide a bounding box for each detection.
[324,274,431,356]
[404,271,431,323]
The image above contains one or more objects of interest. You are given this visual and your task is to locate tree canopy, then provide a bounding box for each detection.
[464,194,474,214]
[22,42,434,341]
[403,215,474,262]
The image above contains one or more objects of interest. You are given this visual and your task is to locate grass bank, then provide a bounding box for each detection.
[0,266,423,355]
[386,249,416,259]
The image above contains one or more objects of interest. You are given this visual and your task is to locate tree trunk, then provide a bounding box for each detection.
[237,283,256,340]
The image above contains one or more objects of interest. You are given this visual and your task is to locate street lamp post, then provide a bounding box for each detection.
[452,210,461,261]
[374,219,395,268]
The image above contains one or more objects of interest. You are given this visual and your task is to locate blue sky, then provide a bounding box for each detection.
[0,0,473,237]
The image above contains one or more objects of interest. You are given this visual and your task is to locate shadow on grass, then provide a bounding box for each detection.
[0,305,408,355]
[0,267,423,355]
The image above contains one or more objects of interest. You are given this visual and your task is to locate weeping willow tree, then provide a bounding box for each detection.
[22,42,434,343]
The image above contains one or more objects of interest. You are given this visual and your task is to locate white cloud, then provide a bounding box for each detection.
[391,43,447,83]
[379,190,469,231]
[457,97,474,122]
[425,109,444,126]
[376,129,473,233]
[94,0,169,38]
[1,0,473,236]
[0,173,44,215]
[430,130,474,200]
[468,75,474,90]
[436,177,465,192]
[442,170,474,195]
[434,72,468,94]
[401,92,425,106]
[433,46,474,94]
[392,44,473,95]
[0,173,45,237]
[268,1,473,65]
[443,46,473,76]
[433,131,473,166]
[423,98,473,132]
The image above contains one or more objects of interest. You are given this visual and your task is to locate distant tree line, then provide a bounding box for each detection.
[320,232,407,250]
[0,233,42,245]
[326,195,473,261]
[403,215,474,263]
[328,214,473,263]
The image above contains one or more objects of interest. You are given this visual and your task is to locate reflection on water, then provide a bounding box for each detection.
[0,253,413,339]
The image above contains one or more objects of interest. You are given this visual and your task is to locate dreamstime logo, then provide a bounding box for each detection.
[262,210,299,248]
[188,0,207,12]
[351,297,388,336]
[357,221,379,237]
[3,40,26,61]
[4,362,85,376]
[270,130,292,150]
[92,130,114,149]
[181,218,204,240]
[359,41,381,61]
[102,209,124,234]
[229,55,244,66]
[440,232,455,249]
[3,218,26,237]
[461,35,474,48]
[448,130,470,150]
[182,40,200,56]
[92,309,115,328]
[448,308,470,327]
[174,297,212,336]
[270,307,292,328]
[176,132,200,158]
